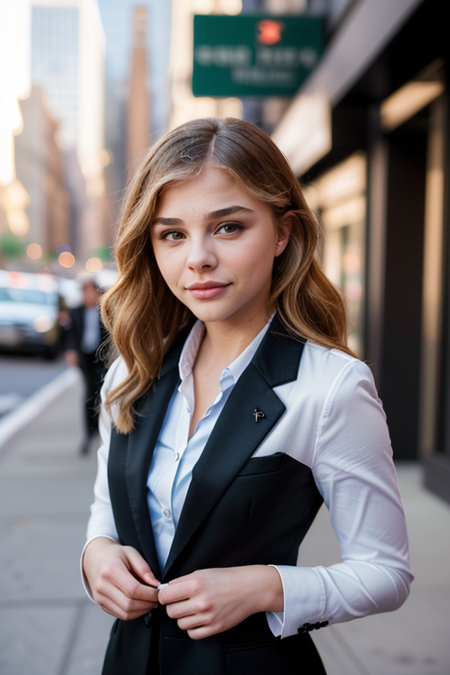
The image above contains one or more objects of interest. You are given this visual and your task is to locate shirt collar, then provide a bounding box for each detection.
[178,317,273,390]
[178,320,205,382]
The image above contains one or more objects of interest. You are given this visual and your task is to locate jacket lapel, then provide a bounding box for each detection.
[124,324,192,577]
[163,315,305,578]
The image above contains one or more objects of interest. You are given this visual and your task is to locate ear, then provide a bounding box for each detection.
[274,212,293,257]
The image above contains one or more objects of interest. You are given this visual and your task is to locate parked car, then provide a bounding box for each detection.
[0,270,62,358]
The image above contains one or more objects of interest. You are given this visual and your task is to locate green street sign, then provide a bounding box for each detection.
[192,14,324,98]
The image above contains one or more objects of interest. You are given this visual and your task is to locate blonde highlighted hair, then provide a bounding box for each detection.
[102,117,355,433]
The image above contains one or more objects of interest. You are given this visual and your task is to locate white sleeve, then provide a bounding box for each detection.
[267,359,413,638]
[81,358,125,600]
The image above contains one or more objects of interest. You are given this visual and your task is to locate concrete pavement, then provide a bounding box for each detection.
[0,369,449,675]
[0,370,114,675]
[300,465,450,675]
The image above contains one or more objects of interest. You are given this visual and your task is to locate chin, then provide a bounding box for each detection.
[185,303,236,324]
[190,311,230,324]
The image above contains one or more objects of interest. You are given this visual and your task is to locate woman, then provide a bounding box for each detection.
[82,118,412,675]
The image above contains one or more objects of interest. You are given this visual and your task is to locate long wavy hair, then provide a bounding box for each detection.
[102,117,355,433]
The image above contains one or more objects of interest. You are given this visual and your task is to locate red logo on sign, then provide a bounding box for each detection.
[257,20,284,45]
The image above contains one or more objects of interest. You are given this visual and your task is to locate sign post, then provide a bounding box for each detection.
[192,14,324,98]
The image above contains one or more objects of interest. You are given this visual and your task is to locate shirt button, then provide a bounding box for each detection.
[174,452,180,461]
[162,507,171,518]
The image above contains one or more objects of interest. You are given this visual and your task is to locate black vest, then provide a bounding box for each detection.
[103,316,325,675]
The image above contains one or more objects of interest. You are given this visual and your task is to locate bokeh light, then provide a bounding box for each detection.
[33,315,54,333]
[26,243,43,260]
[59,251,75,268]
[86,257,104,273]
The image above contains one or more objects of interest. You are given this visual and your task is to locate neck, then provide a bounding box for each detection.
[201,309,272,364]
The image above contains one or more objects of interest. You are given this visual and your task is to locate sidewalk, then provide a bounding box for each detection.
[300,464,450,675]
[0,371,449,675]
[0,371,114,675]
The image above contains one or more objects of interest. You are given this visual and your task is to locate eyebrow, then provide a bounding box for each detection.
[151,205,254,227]
[207,205,254,219]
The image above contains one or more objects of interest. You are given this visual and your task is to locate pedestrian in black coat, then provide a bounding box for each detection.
[64,278,108,452]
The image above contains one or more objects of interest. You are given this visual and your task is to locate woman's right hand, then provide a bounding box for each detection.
[82,537,160,621]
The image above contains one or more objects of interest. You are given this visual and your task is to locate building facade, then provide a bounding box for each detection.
[271,0,450,503]
[126,6,150,180]
[15,86,71,254]
[31,0,107,256]
[94,0,172,227]
[0,0,31,261]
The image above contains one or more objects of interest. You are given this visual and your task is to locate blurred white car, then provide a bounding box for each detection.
[0,271,61,358]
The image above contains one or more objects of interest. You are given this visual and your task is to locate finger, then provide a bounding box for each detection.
[165,574,190,585]
[101,560,159,603]
[100,596,158,621]
[97,584,158,619]
[115,569,160,603]
[96,595,129,619]
[159,578,198,605]
[123,547,160,587]
[187,625,217,640]
[165,599,197,620]
[177,613,210,631]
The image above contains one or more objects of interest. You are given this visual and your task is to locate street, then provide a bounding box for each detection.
[0,353,67,420]
[0,364,449,674]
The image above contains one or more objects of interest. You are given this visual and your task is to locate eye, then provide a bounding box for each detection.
[216,221,242,234]
[159,230,185,241]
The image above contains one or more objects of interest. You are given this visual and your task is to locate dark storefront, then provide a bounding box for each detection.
[273,0,450,503]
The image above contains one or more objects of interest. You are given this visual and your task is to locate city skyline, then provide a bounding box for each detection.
[1,0,170,266]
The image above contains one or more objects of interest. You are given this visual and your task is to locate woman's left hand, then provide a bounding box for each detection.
[158,565,283,640]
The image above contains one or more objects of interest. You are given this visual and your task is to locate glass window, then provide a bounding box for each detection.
[304,153,366,355]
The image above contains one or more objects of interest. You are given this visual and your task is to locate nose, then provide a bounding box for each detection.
[186,234,217,272]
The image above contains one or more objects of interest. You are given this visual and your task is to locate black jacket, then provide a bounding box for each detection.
[103,317,326,675]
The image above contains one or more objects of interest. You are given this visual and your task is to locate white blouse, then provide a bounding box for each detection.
[84,324,413,638]
[146,320,270,573]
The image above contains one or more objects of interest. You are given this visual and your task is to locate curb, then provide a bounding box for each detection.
[0,368,80,450]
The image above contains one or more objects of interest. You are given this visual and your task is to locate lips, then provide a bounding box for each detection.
[186,281,230,299]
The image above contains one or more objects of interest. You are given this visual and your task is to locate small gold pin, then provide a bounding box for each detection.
[253,409,266,423]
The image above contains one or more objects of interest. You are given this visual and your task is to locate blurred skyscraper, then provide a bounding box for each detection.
[96,0,171,222]
[97,0,171,136]
[15,86,71,254]
[0,0,31,262]
[127,7,150,180]
[30,0,108,256]
[1,0,170,265]
[169,0,243,130]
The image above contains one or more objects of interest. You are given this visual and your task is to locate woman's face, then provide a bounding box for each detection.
[150,165,291,329]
